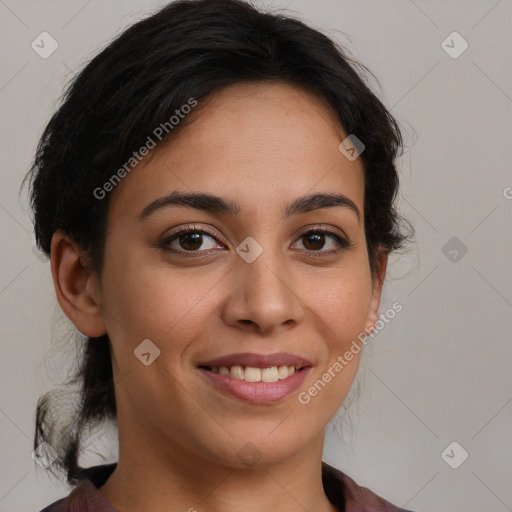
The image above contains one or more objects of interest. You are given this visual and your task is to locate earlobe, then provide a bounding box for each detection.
[50,230,107,338]
[363,251,388,335]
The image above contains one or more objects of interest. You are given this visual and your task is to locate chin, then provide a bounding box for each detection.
[199,430,311,470]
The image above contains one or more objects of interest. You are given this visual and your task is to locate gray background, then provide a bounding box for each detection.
[1,0,511,511]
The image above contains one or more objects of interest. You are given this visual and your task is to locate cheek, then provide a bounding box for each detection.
[99,248,230,382]
[102,267,203,343]
[296,277,371,425]
[305,267,373,350]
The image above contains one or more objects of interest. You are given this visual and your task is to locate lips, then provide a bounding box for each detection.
[196,352,313,404]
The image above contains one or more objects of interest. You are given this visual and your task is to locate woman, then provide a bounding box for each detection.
[25,0,413,510]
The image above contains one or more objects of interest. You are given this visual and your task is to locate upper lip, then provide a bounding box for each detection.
[197,352,313,369]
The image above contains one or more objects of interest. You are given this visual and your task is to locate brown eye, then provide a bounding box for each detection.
[301,232,326,251]
[293,228,349,256]
[161,226,225,255]
[175,232,205,251]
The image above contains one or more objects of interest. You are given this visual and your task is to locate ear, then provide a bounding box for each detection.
[50,229,107,337]
[363,250,388,335]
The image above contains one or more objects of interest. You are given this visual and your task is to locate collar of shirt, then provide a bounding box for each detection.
[39,462,414,512]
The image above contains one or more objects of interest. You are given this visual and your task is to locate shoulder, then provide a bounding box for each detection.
[38,481,87,512]
[322,462,415,512]
[38,464,117,512]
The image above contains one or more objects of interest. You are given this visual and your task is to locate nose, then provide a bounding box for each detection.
[221,249,304,336]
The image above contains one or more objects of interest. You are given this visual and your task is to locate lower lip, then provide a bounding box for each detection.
[198,367,311,404]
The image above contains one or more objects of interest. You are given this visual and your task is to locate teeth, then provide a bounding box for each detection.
[278,365,289,379]
[210,365,299,382]
[244,366,261,382]
[230,365,244,380]
[261,367,279,383]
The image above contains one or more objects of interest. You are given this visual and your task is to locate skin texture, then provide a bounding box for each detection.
[51,82,387,512]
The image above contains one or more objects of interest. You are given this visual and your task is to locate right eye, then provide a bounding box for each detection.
[160,225,226,256]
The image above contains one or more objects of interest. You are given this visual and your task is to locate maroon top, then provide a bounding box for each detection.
[39,462,414,512]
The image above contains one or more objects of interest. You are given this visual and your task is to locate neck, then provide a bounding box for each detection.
[99,419,338,512]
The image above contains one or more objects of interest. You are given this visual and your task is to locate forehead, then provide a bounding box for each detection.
[107,81,365,225]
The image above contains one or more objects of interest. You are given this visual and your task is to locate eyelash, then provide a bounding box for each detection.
[160,223,351,258]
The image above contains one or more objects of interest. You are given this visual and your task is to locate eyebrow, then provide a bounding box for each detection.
[137,190,361,223]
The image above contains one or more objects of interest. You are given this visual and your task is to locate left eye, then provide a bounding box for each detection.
[292,229,348,253]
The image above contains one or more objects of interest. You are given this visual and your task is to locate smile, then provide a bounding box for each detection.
[196,352,313,404]
[197,353,313,404]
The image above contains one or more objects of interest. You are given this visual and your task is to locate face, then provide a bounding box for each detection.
[85,82,385,468]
